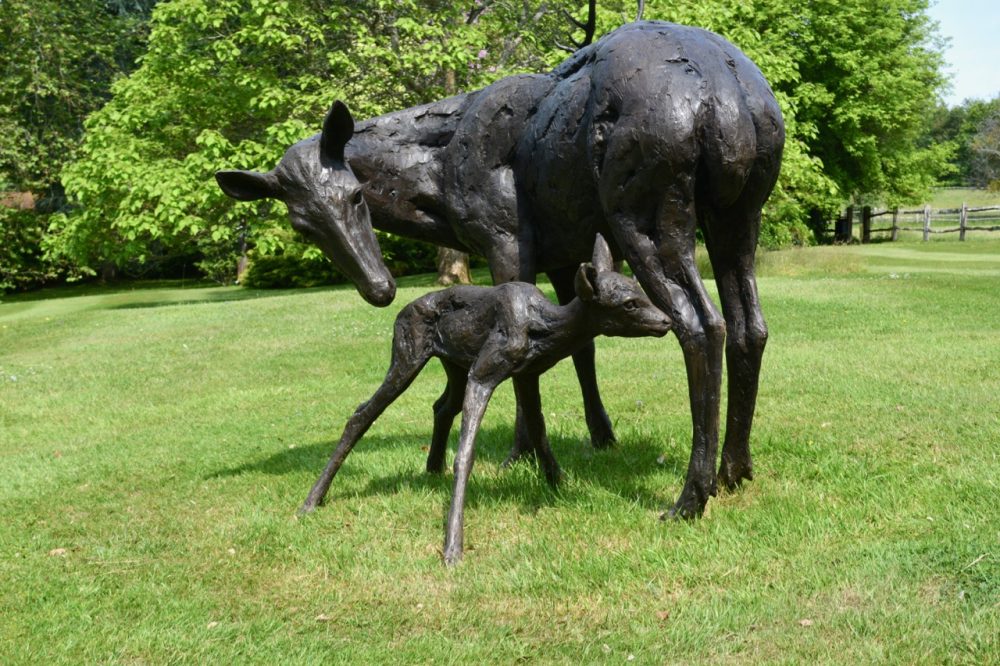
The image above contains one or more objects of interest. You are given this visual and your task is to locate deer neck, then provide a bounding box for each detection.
[344,94,478,250]
[544,298,597,355]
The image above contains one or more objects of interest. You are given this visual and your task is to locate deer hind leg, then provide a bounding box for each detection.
[300,341,430,514]
[426,360,469,474]
[703,209,768,491]
[547,266,616,448]
[609,203,726,519]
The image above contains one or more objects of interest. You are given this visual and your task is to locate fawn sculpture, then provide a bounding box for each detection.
[299,235,670,565]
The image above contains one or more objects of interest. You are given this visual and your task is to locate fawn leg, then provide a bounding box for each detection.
[426,360,469,474]
[300,351,428,514]
[482,244,543,466]
[443,379,495,566]
[512,374,561,486]
[547,266,615,448]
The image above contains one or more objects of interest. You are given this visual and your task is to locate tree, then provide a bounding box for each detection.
[0,0,156,195]
[48,0,571,280]
[927,96,1000,186]
[50,0,951,284]
[0,0,156,291]
[970,106,1000,190]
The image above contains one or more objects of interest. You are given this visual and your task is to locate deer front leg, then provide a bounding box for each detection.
[611,219,725,519]
[443,379,496,566]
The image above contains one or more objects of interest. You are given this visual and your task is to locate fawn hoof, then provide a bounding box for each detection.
[502,445,537,469]
[443,543,463,566]
[298,496,323,516]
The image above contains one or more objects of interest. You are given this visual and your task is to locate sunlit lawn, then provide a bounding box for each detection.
[1,241,997,663]
[927,187,1000,210]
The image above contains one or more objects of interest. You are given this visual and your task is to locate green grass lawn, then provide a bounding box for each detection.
[1,242,998,663]
[927,187,1000,210]
[845,188,1000,243]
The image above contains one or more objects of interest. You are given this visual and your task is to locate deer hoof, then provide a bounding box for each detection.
[718,457,754,492]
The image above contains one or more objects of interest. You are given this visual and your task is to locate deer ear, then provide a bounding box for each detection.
[574,263,599,302]
[215,170,281,201]
[321,100,355,163]
[591,233,613,272]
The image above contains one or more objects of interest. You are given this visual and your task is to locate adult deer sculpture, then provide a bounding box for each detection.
[216,21,784,518]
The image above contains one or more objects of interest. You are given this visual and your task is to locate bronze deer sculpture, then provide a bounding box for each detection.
[217,21,785,518]
[300,235,671,564]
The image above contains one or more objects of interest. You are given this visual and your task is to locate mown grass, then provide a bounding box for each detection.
[926,187,1000,210]
[848,187,1000,244]
[1,242,998,663]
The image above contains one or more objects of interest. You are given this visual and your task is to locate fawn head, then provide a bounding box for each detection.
[575,234,671,338]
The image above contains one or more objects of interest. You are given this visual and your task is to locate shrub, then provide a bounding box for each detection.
[0,208,65,293]
[240,232,438,289]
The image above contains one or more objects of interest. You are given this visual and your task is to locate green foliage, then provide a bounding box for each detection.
[49,0,953,278]
[969,105,1000,190]
[788,0,948,205]
[0,0,151,193]
[241,253,341,289]
[0,209,61,292]
[921,96,1000,187]
[0,0,155,292]
[242,231,438,289]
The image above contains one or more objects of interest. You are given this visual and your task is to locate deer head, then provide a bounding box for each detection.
[216,101,396,307]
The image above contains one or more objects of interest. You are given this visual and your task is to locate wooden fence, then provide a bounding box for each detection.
[834,204,1000,243]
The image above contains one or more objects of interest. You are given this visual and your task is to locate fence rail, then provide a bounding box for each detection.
[833,203,1000,243]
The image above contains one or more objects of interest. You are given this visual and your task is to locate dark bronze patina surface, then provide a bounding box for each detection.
[299,236,671,564]
[218,21,785,518]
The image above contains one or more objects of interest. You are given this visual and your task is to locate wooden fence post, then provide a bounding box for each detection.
[861,205,872,243]
[960,202,968,241]
[922,204,931,241]
[891,207,899,241]
[834,207,846,242]
[835,205,854,243]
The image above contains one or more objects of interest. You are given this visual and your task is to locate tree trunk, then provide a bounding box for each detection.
[436,247,471,286]
[436,67,471,285]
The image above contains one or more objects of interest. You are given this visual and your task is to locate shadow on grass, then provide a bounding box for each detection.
[1,278,218,303]
[209,424,686,513]
[107,287,300,310]
[104,270,496,310]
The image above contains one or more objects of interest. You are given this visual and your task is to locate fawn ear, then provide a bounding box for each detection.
[574,263,599,302]
[321,100,355,163]
[591,233,613,273]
